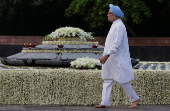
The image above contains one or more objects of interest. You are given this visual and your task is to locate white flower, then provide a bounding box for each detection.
[48,26,94,41]
[70,57,101,69]
[91,64,94,68]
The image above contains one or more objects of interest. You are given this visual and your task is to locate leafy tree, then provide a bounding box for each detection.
[0,0,72,35]
[65,0,151,29]
[132,0,170,36]
[0,0,169,36]
[158,0,170,35]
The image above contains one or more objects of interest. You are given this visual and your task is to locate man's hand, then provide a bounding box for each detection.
[100,55,109,64]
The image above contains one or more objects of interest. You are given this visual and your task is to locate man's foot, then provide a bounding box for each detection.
[94,105,110,108]
[128,98,141,108]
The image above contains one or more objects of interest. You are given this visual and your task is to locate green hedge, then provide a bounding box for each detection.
[0,69,169,105]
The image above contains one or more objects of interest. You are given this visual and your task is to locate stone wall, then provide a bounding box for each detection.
[0,36,43,45]
[0,36,170,46]
[128,37,170,46]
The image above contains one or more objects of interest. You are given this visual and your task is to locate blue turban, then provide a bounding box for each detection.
[109,4,124,18]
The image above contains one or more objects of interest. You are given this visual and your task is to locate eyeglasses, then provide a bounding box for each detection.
[108,12,113,14]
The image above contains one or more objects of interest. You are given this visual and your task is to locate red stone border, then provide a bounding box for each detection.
[0,36,43,45]
[128,37,170,46]
[0,36,170,46]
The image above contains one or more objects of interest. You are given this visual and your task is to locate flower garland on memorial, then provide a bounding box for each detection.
[42,41,99,45]
[22,49,103,53]
[43,26,94,41]
[70,57,101,69]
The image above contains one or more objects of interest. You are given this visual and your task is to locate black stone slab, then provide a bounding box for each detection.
[17,53,58,60]
[134,63,143,69]
[78,45,91,49]
[35,59,71,66]
[97,53,103,58]
[35,59,63,66]
[7,52,27,59]
[2,59,26,66]
[35,44,53,49]
[151,64,159,70]
[47,45,59,49]
[131,58,140,67]
[142,64,151,70]
[98,53,103,56]
[97,45,104,48]
[160,64,166,70]
[61,53,101,60]
[64,44,78,49]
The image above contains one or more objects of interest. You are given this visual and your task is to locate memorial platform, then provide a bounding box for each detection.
[0,61,169,106]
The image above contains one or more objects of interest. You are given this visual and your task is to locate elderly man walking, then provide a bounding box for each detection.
[95,4,141,108]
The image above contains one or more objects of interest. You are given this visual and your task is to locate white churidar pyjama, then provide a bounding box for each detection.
[101,79,139,106]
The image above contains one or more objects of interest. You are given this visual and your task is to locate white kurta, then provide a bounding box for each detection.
[102,19,134,83]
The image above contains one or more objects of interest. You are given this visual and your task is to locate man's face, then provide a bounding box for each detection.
[107,9,116,22]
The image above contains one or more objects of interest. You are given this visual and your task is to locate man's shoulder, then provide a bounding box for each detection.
[113,21,125,30]
[113,19,124,26]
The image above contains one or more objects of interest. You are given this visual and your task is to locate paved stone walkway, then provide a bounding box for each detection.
[0,105,169,111]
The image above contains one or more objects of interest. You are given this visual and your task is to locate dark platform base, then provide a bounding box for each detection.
[129,46,170,61]
[0,45,169,61]
[0,57,139,67]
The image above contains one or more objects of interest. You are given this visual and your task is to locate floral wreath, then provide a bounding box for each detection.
[43,26,94,41]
